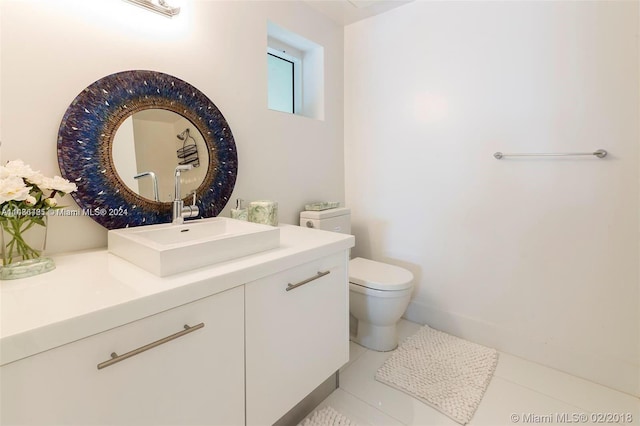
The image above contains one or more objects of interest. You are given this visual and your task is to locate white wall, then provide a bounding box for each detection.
[133,118,176,202]
[111,116,139,194]
[0,0,344,253]
[345,1,640,396]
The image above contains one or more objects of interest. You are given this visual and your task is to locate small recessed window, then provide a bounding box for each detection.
[267,21,324,120]
[267,52,295,114]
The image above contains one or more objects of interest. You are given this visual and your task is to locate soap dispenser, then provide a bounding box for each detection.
[230,198,248,221]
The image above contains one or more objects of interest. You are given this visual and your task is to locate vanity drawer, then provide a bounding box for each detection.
[245,251,350,426]
[0,286,245,426]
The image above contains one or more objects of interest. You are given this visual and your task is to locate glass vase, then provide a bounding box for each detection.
[0,215,55,280]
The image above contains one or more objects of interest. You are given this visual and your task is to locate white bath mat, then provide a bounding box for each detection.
[375,325,498,425]
[298,406,358,426]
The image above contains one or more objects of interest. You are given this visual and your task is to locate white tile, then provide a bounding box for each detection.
[339,349,458,425]
[470,377,587,426]
[495,353,640,417]
[340,318,639,426]
[396,318,423,342]
[306,388,404,426]
[341,341,368,373]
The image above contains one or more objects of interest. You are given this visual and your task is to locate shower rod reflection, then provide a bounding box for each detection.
[493,149,607,160]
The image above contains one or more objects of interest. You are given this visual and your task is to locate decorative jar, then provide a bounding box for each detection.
[1,214,54,279]
[0,160,77,280]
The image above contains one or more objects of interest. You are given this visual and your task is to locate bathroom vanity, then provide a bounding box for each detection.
[0,224,354,425]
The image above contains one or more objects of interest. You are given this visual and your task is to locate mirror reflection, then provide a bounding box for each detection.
[112,109,209,203]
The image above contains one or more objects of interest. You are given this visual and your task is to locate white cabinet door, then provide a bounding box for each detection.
[1,286,245,426]
[245,251,349,426]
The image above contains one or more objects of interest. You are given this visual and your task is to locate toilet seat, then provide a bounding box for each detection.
[348,257,413,291]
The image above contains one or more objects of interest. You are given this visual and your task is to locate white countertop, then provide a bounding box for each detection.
[0,225,354,366]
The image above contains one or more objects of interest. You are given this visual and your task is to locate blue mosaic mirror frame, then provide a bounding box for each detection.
[57,70,238,229]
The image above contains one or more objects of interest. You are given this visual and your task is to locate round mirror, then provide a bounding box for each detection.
[57,70,238,229]
[112,109,209,202]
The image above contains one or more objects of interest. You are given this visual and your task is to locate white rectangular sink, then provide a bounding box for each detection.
[108,217,280,277]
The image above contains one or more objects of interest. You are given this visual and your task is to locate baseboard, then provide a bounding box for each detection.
[273,372,338,426]
[404,300,640,397]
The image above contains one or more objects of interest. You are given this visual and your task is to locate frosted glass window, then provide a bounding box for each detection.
[267,53,294,114]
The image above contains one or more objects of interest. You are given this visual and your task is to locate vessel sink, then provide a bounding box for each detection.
[108,217,280,276]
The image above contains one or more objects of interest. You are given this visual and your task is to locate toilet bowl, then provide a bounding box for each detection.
[348,257,413,351]
[299,208,414,352]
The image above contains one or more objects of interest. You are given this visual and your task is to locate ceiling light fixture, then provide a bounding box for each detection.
[123,0,180,18]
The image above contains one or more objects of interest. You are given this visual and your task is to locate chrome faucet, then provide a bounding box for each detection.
[133,171,159,201]
[172,165,199,224]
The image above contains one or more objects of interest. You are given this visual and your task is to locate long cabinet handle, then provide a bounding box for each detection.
[286,270,330,292]
[97,323,205,370]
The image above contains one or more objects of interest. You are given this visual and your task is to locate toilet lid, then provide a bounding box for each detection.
[348,257,413,291]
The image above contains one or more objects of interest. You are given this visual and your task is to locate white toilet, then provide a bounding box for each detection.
[300,208,414,351]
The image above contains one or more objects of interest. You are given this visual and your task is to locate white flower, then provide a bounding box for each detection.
[0,176,31,203]
[44,198,58,208]
[3,160,41,183]
[40,176,77,194]
[25,172,46,187]
[24,195,37,206]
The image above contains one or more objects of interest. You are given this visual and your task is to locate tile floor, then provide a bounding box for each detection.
[307,320,640,426]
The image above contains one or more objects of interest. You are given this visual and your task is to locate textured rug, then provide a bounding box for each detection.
[298,406,358,426]
[375,326,499,425]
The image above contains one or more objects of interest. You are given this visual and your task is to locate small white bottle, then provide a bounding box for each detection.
[230,198,248,221]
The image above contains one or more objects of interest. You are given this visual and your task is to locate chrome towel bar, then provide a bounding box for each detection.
[493,149,607,160]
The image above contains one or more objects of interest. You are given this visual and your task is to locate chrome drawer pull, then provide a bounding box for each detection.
[286,270,330,292]
[97,323,205,370]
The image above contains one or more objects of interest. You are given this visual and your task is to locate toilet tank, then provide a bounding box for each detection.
[299,207,351,234]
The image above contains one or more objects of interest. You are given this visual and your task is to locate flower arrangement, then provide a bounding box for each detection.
[0,160,77,267]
